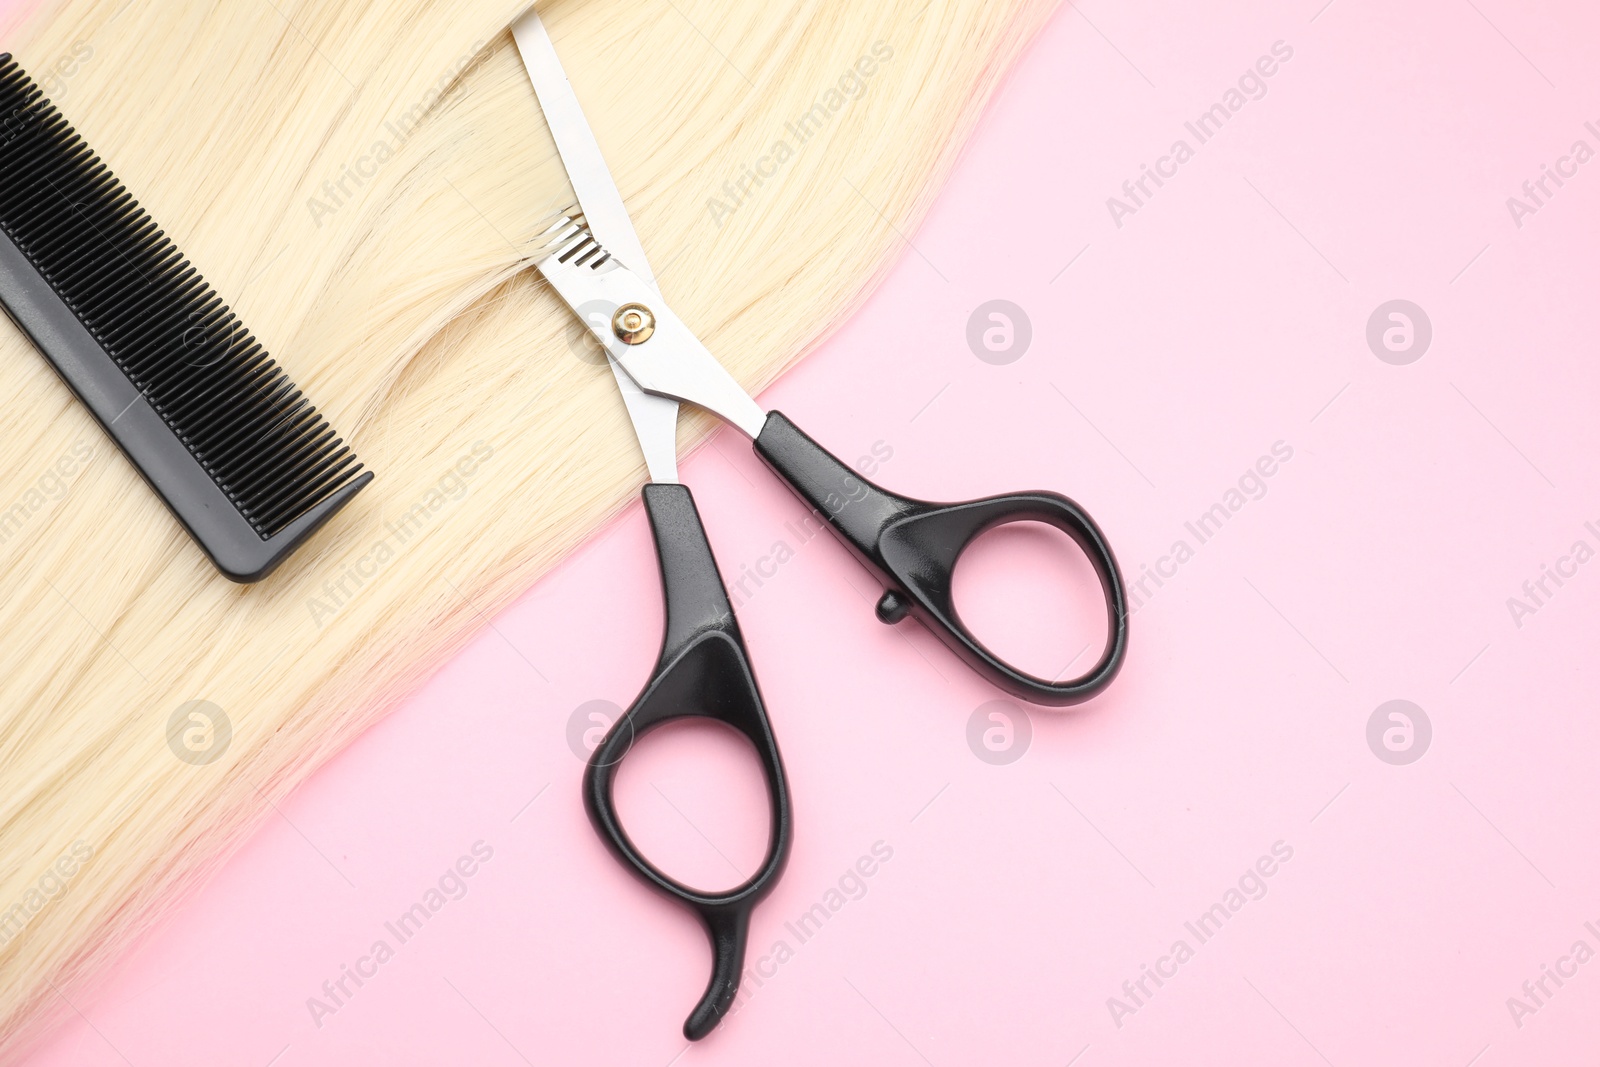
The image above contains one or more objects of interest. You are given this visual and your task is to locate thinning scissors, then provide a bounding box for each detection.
[513,4,1129,1040]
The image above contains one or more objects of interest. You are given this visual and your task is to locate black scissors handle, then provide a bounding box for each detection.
[753,412,1128,706]
[582,483,792,1041]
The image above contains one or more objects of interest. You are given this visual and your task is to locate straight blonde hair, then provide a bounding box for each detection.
[0,0,1056,1055]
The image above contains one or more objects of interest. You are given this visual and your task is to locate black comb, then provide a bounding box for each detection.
[0,55,371,582]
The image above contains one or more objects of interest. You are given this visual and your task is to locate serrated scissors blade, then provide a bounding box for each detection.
[513,7,655,289]
[514,5,678,482]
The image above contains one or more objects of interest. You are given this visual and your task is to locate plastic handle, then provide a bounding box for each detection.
[752,411,1128,706]
[582,483,793,1041]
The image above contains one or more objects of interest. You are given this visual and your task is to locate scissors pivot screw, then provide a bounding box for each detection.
[612,303,657,345]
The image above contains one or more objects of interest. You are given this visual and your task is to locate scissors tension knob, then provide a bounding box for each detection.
[875,590,911,624]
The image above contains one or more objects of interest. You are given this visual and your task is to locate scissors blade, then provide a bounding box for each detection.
[514,5,678,482]
[607,351,680,483]
[513,6,655,288]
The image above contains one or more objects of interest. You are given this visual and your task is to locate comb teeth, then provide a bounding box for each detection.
[0,54,367,546]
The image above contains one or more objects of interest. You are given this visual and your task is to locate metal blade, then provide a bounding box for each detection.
[514,5,679,481]
[512,6,654,287]
[608,350,680,483]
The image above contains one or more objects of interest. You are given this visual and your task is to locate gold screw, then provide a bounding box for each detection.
[612,303,656,345]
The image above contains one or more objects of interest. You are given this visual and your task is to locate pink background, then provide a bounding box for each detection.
[9,0,1600,1063]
